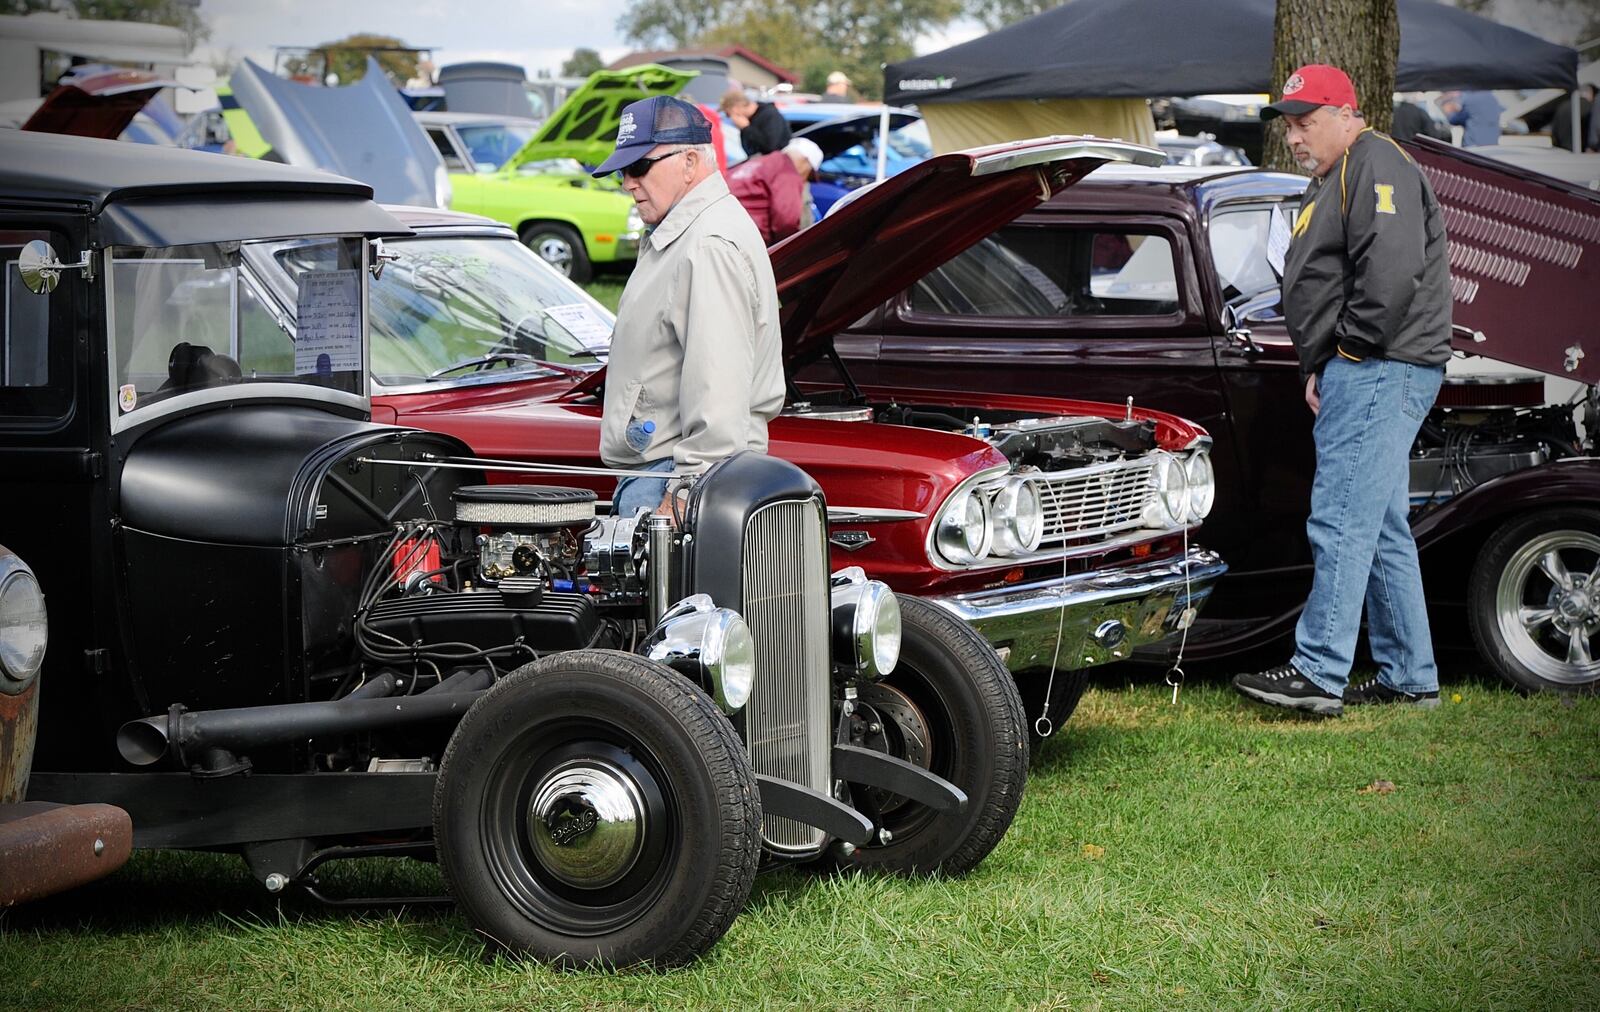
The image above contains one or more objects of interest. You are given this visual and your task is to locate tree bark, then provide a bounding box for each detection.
[1265,0,1399,174]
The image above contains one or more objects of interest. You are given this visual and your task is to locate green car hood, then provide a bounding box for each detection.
[501,64,696,173]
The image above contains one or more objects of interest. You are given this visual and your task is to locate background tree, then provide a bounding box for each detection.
[280,33,420,86]
[617,0,960,100]
[561,47,604,78]
[66,0,209,47]
[1265,0,1398,173]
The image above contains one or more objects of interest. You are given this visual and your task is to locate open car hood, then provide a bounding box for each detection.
[794,110,920,161]
[567,136,1166,398]
[502,64,695,172]
[230,57,445,207]
[1405,136,1600,386]
[22,66,175,139]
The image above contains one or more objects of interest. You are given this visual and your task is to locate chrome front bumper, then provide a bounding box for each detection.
[927,548,1227,672]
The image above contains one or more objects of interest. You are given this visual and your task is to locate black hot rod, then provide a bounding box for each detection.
[0,130,1028,967]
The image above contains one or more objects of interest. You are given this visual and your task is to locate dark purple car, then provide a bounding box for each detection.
[815,142,1600,694]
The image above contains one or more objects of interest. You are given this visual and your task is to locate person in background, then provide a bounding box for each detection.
[1440,90,1503,146]
[1551,83,1595,152]
[590,96,785,518]
[1232,64,1452,716]
[726,137,823,245]
[1390,94,1450,144]
[824,71,853,100]
[720,89,792,156]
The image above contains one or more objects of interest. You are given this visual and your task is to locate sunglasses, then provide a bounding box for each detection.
[619,148,689,179]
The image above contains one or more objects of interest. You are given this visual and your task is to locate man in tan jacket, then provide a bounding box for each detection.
[591,96,785,516]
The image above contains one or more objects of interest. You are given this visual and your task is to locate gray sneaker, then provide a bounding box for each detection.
[1344,676,1441,709]
[1232,663,1344,717]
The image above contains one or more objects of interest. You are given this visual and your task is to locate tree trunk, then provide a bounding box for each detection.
[1265,0,1399,174]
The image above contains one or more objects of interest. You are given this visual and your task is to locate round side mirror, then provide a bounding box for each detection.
[17,239,61,295]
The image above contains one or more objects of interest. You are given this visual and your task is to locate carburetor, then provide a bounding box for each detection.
[452,485,597,583]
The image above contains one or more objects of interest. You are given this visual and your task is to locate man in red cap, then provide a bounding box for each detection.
[1231,64,1453,716]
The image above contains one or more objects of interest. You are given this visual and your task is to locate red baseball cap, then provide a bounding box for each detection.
[1260,64,1359,120]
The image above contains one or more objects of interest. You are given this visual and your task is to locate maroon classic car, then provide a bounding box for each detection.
[822,143,1600,695]
[239,138,1225,730]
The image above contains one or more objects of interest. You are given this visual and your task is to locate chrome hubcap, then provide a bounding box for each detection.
[527,759,648,889]
[533,236,574,275]
[1497,530,1600,684]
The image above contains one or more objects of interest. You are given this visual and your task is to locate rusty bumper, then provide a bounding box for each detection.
[0,801,132,906]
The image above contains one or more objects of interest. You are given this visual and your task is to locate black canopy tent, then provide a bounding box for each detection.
[885,0,1578,106]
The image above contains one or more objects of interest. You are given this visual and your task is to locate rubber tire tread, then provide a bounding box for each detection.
[432,649,762,968]
[519,221,592,284]
[841,596,1028,877]
[1467,507,1600,695]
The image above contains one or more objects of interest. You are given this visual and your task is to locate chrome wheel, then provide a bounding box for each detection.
[527,758,649,890]
[531,234,575,276]
[1495,529,1600,685]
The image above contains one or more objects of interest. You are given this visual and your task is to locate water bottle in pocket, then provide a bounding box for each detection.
[625,418,656,452]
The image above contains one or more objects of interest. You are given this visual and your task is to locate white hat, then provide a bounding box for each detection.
[784,137,824,172]
[826,71,851,86]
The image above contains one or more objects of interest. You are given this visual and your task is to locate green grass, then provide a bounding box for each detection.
[4,681,1597,1010]
[583,277,626,313]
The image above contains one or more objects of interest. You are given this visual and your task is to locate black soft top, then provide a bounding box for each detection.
[0,130,409,247]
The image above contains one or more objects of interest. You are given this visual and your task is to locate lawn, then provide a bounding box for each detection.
[3,677,1596,1010]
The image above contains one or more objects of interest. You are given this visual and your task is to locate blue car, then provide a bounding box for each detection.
[725,103,931,217]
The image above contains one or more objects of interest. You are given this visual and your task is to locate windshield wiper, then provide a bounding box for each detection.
[427,352,547,379]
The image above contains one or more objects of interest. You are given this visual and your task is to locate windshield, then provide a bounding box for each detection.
[823,120,932,178]
[266,235,612,388]
[1211,203,1299,301]
[457,123,535,171]
[109,238,364,425]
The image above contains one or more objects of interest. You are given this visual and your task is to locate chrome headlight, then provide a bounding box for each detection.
[625,205,643,236]
[643,594,755,714]
[0,549,47,692]
[830,567,902,679]
[1141,451,1190,529]
[990,476,1043,557]
[934,489,992,565]
[1184,451,1215,520]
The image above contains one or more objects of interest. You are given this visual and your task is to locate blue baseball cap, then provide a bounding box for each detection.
[592,96,713,177]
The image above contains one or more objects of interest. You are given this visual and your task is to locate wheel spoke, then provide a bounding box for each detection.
[1520,606,1557,633]
[1568,627,1593,665]
[1538,550,1574,589]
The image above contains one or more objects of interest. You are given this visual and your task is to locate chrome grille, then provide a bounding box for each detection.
[741,498,831,854]
[1035,456,1156,543]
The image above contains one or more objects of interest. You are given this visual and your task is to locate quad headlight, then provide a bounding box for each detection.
[1142,451,1191,529]
[644,595,755,714]
[830,568,902,679]
[625,206,644,236]
[990,476,1043,557]
[934,489,993,565]
[1184,450,1215,521]
[0,548,47,692]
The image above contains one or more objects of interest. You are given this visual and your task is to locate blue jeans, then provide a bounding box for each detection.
[1293,357,1444,696]
[612,458,676,517]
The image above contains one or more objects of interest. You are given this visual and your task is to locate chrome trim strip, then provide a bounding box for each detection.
[826,506,928,523]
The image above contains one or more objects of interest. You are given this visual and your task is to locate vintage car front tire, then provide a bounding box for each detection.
[433,650,762,968]
[519,221,592,284]
[1469,508,1600,695]
[836,597,1028,877]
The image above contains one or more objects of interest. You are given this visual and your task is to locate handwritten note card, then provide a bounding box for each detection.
[543,302,614,346]
[295,269,362,375]
[1266,205,1291,279]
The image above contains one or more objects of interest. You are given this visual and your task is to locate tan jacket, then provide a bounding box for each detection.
[600,172,785,472]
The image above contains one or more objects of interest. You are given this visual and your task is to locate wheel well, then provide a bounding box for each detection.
[1420,502,1600,603]
[517,218,580,238]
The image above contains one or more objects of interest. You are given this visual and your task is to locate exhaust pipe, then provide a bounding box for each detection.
[117,690,486,768]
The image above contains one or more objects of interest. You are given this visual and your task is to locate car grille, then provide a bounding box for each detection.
[1035,456,1156,544]
[741,498,831,854]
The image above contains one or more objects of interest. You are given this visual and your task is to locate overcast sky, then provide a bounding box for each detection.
[188,0,1584,85]
[190,0,986,81]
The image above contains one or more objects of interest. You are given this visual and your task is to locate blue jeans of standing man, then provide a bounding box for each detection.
[1292,356,1445,696]
[612,458,677,517]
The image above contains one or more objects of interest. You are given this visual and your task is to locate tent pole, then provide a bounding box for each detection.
[1572,89,1582,153]
[877,104,890,181]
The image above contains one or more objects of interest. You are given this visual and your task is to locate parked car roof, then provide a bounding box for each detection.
[378,202,507,231]
[0,129,407,246]
[415,110,539,128]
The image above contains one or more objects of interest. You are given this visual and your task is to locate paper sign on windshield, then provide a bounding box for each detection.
[544,303,613,346]
[295,269,362,375]
[1266,205,1291,278]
